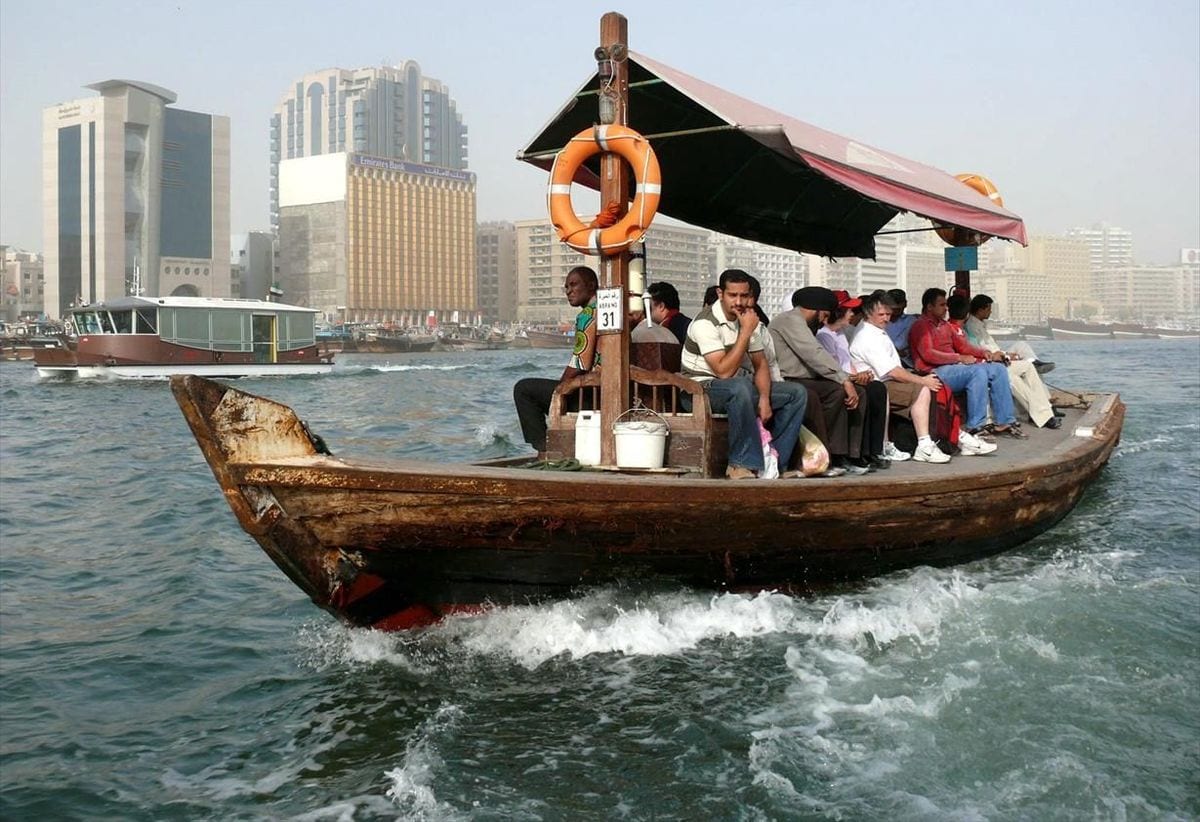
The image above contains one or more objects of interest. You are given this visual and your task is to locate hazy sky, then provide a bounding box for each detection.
[2,0,1197,263]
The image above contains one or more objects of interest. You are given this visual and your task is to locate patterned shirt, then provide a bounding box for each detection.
[568,301,598,371]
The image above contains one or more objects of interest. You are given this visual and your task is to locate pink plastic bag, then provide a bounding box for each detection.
[757,420,779,479]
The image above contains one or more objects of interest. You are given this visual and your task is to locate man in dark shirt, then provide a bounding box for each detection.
[646,281,692,344]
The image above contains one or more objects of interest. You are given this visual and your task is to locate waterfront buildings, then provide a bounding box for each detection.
[1067,222,1135,272]
[477,222,518,324]
[710,234,814,316]
[277,152,477,324]
[1015,235,1095,318]
[513,219,711,326]
[270,64,468,235]
[2,247,45,321]
[235,232,275,301]
[41,81,231,318]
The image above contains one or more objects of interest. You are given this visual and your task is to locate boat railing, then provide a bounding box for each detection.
[547,365,729,476]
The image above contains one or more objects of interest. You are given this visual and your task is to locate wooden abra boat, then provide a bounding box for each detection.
[172,374,1123,630]
[173,13,1125,631]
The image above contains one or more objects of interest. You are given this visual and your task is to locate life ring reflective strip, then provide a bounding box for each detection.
[548,125,661,256]
[955,173,1004,207]
[935,173,1005,246]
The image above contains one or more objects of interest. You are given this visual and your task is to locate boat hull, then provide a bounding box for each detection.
[172,376,1124,631]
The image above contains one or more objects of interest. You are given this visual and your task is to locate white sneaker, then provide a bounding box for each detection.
[958,430,998,455]
[912,442,951,464]
[882,441,911,462]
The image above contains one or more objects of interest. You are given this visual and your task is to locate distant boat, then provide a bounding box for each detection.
[1110,322,1154,340]
[1151,326,1200,340]
[990,324,1022,342]
[34,296,334,378]
[525,328,575,349]
[1048,318,1113,340]
[1020,324,1051,341]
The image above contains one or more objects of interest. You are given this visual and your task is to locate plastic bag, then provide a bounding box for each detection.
[798,425,830,477]
[757,419,779,480]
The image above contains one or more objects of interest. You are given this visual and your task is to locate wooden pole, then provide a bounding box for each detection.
[597,12,631,465]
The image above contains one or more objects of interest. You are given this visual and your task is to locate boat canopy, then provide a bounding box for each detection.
[518,51,1027,259]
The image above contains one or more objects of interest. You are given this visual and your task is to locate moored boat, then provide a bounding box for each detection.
[1048,318,1114,340]
[35,296,334,378]
[1110,322,1154,339]
[174,12,1124,631]
[524,328,575,349]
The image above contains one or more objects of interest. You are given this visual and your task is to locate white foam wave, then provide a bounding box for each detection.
[433,589,801,668]
[383,703,466,820]
[364,363,472,373]
[294,621,431,675]
[473,422,513,446]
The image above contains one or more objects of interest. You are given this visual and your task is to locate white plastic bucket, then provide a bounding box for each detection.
[613,420,668,469]
[575,411,601,466]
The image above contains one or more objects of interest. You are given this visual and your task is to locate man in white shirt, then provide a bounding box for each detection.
[850,291,952,464]
[682,269,807,479]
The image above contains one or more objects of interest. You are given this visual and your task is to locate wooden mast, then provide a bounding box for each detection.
[597,12,631,465]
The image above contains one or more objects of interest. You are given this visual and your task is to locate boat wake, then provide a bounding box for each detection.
[333,362,474,375]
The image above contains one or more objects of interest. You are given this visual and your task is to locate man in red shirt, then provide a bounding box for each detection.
[909,288,1025,452]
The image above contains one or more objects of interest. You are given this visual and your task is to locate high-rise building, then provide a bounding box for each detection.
[477,222,517,324]
[236,232,275,300]
[270,64,468,235]
[513,220,711,325]
[1016,235,1094,318]
[1067,222,1134,272]
[825,213,943,299]
[278,153,477,324]
[710,234,813,316]
[41,80,230,318]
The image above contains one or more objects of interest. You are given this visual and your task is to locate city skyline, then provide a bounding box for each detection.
[2,1,1197,264]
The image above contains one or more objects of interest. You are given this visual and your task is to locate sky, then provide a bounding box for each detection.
[2,0,1197,264]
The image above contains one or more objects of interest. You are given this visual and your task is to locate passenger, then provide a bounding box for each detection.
[630,303,677,344]
[746,276,782,381]
[513,266,599,456]
[909,287,1019,452]
[646,281,692,344]
[771,286,873,475]
[702,285,719,307]
[850,292,950,464]
[966,294,1054,375]
[681,269,807,479]
[886,288,917,368]
[817,290,889,470]
[952,295,1061,430]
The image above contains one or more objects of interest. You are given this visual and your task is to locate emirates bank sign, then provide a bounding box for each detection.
[351,154,474,184]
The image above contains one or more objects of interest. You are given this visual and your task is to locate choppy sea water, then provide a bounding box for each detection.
[1,341,1197,820]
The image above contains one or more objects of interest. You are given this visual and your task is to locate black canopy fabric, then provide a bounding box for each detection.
[518,51,1026,259]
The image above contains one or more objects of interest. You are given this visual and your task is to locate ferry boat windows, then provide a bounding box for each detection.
[211,310,246,352]
[173,308,211,346]
[135,308,157,334]
[282,312,316,349]
[76,312,102,335]
[110,310,133,334]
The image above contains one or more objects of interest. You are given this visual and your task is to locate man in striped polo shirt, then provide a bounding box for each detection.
[682,269,807,479]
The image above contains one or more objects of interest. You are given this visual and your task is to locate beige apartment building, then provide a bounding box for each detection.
[278,152,477,324]
[513,219,711,325]
[1015,235,1094,317]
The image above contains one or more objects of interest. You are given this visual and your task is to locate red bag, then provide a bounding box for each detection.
[932,384,964,447]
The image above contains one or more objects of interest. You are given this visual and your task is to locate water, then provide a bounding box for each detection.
[1,342,1197,820]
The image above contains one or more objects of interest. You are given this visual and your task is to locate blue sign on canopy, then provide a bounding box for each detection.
[945,246,979,272]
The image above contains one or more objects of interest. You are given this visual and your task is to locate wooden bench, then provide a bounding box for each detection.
[546,364,729,477]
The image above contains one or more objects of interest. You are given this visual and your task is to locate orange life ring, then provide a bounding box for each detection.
[548,125,661,256]
[935,173,1005,246]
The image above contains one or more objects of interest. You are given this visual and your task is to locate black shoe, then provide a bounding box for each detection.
[1053,407,1066,417]
[868,455,891,470]
[1033,360,1056,375]
[1044,417,1062,430]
